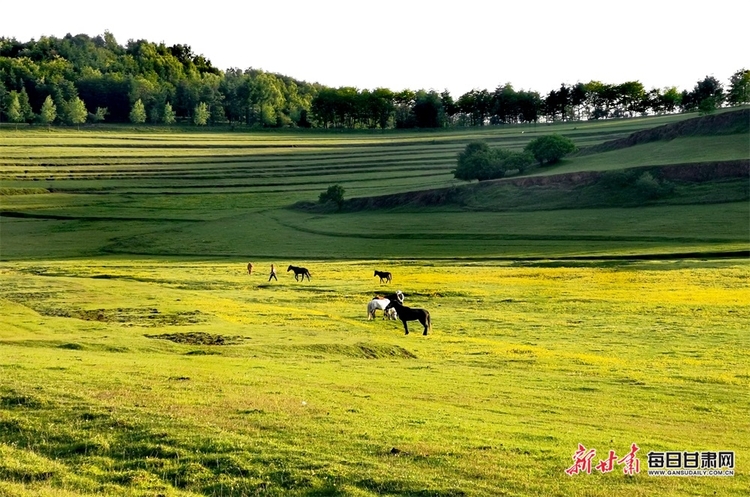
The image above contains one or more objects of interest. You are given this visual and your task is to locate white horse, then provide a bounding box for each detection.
[368,298,397,320]
[367,291,404,320]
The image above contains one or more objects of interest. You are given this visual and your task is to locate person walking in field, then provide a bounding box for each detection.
[247,262,253,275]
[268,264,278,281]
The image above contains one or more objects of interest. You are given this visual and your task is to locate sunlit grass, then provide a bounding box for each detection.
[538,135,749,176]
[1,111,748,495]
[1,259,748,496]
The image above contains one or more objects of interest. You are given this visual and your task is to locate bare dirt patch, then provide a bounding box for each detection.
[144,332,248,345]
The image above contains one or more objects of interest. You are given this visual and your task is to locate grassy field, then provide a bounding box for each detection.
[1,111,748,261]
[1,259,748,496]
[1,111,749,496]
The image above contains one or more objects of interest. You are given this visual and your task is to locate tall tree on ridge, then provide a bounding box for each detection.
[727,68,750,106]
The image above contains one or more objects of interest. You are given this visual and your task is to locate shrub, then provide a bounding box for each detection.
[600,169,674,200]
[319,184,345,210]
[453,142,535,181]
[600,169,640,189]
[524,134,577,165]
[502,151,535,174]
[635,172,674,199]
[454,141,497,181]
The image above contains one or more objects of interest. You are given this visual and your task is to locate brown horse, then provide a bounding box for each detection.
[374,270,392,284]
[287,265,311,281]
[384,301,431,335]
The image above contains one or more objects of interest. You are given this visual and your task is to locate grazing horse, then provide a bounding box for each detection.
[384,301,431,335]
[287,265,311,281]
[367,298,398,320]
[374,270,392,284]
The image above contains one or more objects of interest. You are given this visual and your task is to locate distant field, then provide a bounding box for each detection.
[1,110,748,260]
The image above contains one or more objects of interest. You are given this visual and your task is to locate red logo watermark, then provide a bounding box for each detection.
[566,443,640,476]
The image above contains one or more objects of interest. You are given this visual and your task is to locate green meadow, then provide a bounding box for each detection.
[1,110,749,496]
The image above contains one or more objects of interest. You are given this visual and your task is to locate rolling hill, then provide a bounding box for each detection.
[1,109,748,260]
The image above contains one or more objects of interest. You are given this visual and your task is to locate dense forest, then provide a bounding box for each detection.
[1,32,748,128]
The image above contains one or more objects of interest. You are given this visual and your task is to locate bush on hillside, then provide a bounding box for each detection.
[635,172,675,199]
[453,141,534,181]
[319,184,345,210]
[524,134,577,165]
[600,169,675,200]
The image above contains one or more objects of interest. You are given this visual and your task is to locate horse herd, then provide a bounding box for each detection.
[246,264,431,335]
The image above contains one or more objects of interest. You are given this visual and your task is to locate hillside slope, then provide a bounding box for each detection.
[312,109,750,213]
[577,108,749,155]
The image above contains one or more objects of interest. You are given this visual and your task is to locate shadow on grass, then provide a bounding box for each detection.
[0,386,468,496]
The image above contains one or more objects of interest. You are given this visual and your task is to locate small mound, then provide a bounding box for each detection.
[1,392,45,409]
[58,343,85,350]
[299,342,417,359]
[144,332,248,345]
[35,306,207,327]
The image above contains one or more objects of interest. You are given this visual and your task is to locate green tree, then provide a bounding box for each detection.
[412,90,443,128]
[310,88,337,128]
[659,87,682,114]
[64,96,88,126]
[727,68,750,106]
[454,141,497,180]
[502,151,535,175]
[570,83,587,120]
[698,97,719,115]
[583,81,618,119]
[248,72,284,126]
[149,105,161,124]
[319,184,345,210]
[616,81,646,117]
[457,89,492,126]
[524,134,577,165]
[440,90,457,126]
[39,95,57,125]
[0,83,8,122]
[683,76,724,113]
[91,106,108,123]
[219,68,247,125]
[370,88,395,129]
[6,92,23,124]
[163,102,176,124]
[193,102,209,125]
[17,88,34,122]
[129,98,146,123]
[394,89,416,128]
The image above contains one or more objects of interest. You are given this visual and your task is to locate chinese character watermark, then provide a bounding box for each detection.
[567,445,735,477]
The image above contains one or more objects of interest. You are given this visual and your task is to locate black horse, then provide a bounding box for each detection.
[384,301,431,335]
[374,270,392,284]
[287,265,311,281]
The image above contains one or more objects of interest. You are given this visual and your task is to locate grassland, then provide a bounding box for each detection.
[1,259,749,496]
[1,110,749,496]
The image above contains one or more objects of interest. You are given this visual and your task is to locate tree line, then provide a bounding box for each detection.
[1,32,748,128]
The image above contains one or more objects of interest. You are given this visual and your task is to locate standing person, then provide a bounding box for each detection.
[268,264,278,281]
[247,262,253,275]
